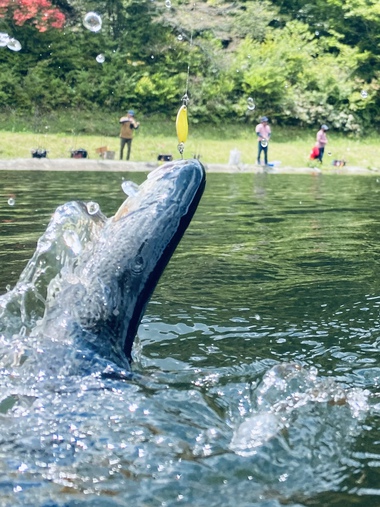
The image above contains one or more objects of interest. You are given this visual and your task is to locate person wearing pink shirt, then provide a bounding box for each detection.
[316,124,329,162]
[255,116,271,165]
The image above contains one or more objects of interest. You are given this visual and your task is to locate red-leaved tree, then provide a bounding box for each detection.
[0,0,65,32]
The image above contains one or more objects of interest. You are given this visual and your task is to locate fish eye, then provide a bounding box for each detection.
[132,255,144,274]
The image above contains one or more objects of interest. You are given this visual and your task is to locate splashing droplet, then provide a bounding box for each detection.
[86,201,100,215]
[121,181,139,197]
[96,53,105,64]
[83,12,102,32]
[247,97,255,111]
[0,32,9,47]
[7,38,21,52]
[63,230,82,255]
[7,197,15,206]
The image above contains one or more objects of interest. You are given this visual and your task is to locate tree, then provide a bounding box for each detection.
[0,0,378,128]
[275,0,380,72]
[0,0,65,31]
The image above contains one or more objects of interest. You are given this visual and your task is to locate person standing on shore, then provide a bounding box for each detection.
[255,116,271,166]
[316,124,329,163]
[119,110,140,161]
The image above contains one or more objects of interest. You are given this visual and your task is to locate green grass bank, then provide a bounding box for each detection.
[0,110,378,169]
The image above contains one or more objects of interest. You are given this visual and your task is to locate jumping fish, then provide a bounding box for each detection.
[0,159,206,377]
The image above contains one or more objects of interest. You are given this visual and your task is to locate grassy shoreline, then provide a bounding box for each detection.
[0,115,378,169]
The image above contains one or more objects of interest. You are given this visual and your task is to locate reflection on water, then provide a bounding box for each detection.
[1,170,380,506]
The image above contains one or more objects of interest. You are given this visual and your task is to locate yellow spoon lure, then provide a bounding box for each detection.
[176,95,189,158]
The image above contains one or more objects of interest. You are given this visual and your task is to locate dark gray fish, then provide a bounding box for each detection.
[0,159,206,377]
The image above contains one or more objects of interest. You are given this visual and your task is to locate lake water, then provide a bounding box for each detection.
[1,169,380,507]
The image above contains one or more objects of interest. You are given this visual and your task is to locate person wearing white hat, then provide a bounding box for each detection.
[119,110,140,160]
[255,116,271,166]
[316,124,329,163]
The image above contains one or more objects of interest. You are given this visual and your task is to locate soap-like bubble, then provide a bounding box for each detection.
[7,38,22,52]
[86,201,100,215]
[121,180,139,197]
[247,97,255,111]
[177,34,183,41]
[165,0,171,8]
[7,197,15,206]
[0,33,9,47]
[83,12,102,32]
[96,53,105,64]
[260,140,268,148]
[360,90,368,99]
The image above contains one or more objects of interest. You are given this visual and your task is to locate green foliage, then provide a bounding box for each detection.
[219,20,377,131]
[0,0,378,131]
[231,0,278,41]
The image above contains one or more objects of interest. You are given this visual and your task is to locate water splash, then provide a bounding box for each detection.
[86,201,100,215]
[0,201,106,336]
[121,180,139,197]
[0,32,9,47]
[63,230,82,256]
[7,38,22,52]
[230,362,369,457]
[247,97,255,111]
[83,12,102,32]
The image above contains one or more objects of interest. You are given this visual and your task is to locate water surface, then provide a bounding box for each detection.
[1,169,380,507]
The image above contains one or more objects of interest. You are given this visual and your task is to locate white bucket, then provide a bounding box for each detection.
[229,149,241,165]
